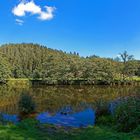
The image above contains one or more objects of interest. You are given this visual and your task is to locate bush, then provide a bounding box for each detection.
[18,92,36,119]
[96,115,114,126]
[18,119,38,130]
[114,96,140,132]
[0,113,7,125]
[94,99,109,118]
[133,125,140,136]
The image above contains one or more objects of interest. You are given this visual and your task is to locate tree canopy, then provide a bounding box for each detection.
[0,52,12,82]
[0,43,139,83]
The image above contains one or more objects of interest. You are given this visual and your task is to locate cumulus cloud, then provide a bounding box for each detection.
[12,0,55,21]
[16,19,24,25]
[38,6,55,20]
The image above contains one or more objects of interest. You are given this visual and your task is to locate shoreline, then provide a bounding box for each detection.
[1,78,140,86]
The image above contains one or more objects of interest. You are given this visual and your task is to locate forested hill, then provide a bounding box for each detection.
[0,43,83,79]
[0,43,139,83]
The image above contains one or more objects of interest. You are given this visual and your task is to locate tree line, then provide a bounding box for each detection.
[0,43,140,84]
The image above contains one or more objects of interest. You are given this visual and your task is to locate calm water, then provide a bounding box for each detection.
[0,85,140,127]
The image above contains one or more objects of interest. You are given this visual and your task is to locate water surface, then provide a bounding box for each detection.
[0,85,139,127]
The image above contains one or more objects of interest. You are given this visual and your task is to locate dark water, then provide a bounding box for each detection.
[0,85,140,127]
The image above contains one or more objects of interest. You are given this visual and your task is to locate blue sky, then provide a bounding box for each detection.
[1,0,140,59]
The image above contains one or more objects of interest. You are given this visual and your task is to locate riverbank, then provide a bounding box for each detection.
[4,77,140,86]
[0,119,139,140]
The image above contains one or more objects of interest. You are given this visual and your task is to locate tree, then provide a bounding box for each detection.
[119,51,134,64]
[0,43,139,84]
[0,54,12,82]
[119,51,137,80]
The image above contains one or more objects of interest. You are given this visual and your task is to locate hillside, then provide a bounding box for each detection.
[0,43,139,83]
[0,43,82,79]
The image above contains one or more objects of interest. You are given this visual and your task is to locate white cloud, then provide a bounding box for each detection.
[12,0,55,21]
[16,19,24,25]
[38,6,55,21]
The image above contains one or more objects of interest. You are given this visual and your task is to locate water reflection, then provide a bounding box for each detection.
[0,85,140,127]
[0,85,140,114]
[1,107,95,128]
[0,113,18,124]
[37,107,95,128]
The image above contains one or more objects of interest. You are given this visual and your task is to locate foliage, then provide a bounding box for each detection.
[0,113,7,125]
[0,53,12,82]
[118,51,138,80]
[0,119,138,140]
[119,51,134,63]
[94,99,109,117]
[114,96,140,132]
[96,115,114,126]
[0,44,140,84]
[17,118,38,131]
[133,125,140,137]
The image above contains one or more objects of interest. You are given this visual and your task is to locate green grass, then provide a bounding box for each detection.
[0,119,139,140]
[132,76,140,81]
[7,78,31,87]
[7,77,140,83]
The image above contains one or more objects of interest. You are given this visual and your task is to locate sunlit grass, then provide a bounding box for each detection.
[132,76,140,81]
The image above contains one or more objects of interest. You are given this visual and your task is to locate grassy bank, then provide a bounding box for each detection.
[5,77,140,86]
[6,78,31,87]
[0,119,139,140]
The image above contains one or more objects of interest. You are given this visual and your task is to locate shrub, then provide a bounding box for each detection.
[133,125,140,136]
[96,115,114,126]
[0,113,7,125]
[18,119,38,130]
[109,98,126,115]
[114,96,140,132]
[18,92,36,119]
[94,99,109,118]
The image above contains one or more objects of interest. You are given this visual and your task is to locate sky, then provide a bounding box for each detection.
[1,0,140,59]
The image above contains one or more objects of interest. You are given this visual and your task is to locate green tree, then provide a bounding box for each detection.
[0,54,11,82]
[0,43,139,84]
[119,51,137,80]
